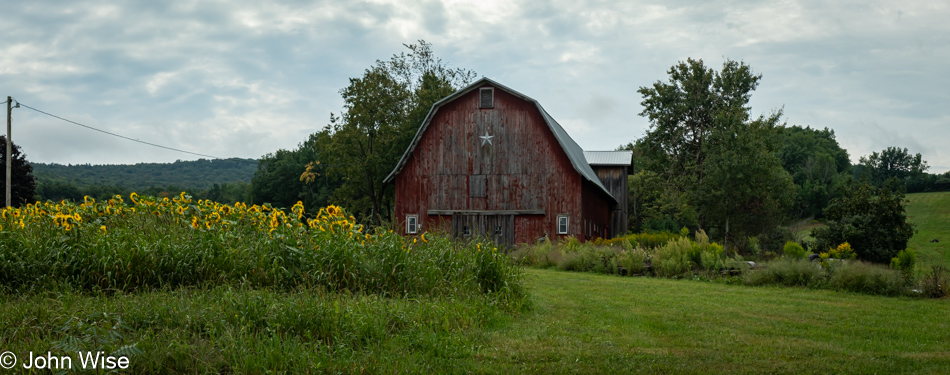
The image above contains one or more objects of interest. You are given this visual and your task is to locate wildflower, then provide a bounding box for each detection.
[100,225,107,234]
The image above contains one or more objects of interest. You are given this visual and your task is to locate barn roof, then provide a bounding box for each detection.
[584,151,633,166]
[383,77,615,203]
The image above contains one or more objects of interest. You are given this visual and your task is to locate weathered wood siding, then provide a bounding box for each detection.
[592,165,629,238]
[394,83,585,243]
[581,180,613,240]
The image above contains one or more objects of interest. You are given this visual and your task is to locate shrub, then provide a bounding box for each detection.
[828,261,906,296]
[889,249,916,282]
[920,266,949,298]
[783,241,808,259]
[558,244,617,274]
[617,247,649,275]
[758,226,794,254]
[510,239,559,268]
[812,180,915,263]
[825,242,857,260]
[743,258,827,287]
[653,237,694,278]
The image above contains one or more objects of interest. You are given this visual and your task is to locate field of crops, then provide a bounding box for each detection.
[0,194,526,372]
[0,193,522,298]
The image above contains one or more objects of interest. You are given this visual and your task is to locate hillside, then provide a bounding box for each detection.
[32,158,258,191]
[907,191,950,270]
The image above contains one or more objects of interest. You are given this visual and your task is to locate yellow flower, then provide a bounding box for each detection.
[100,225,107,234]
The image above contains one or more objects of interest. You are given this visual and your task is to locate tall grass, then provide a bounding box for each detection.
[0,194,524,304]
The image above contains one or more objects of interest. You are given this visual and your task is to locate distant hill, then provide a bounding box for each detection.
[32,158,258,191]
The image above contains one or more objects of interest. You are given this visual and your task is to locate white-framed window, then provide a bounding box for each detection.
[463,225,472,237]
[479,87,494,108]
[557,216,569,235]
[406,215,418,234]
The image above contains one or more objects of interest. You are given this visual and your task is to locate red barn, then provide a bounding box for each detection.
[384,78,629,246]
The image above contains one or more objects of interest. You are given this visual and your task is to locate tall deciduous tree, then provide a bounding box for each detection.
[776,126,852,218]
[0,136,37,207]
[637,58,761,186]
[637,58,793,250]
[317,41,475,223]
[858,146,929,186]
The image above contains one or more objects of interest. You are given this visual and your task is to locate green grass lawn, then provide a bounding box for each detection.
[906,191,950,270]
[2,268,948,373]
[475,268,950,374]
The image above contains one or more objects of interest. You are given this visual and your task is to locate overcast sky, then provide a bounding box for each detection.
[2,1,948,172]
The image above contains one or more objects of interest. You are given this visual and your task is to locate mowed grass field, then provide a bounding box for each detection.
[475,268,950,374]
[906,191,950,270]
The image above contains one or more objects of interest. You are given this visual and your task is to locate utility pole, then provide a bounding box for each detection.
[6,96,11,208]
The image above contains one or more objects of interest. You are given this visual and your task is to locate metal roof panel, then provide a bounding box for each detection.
[584,151,633,166]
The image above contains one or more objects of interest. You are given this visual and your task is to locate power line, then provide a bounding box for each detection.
[14,99,223,159]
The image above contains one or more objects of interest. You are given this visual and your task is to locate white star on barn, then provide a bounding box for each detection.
[479,131,494,146]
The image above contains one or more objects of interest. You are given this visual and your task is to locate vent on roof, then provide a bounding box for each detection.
[479,87,493,108]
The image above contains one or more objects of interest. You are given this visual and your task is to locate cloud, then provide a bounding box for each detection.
[0,0,945,174]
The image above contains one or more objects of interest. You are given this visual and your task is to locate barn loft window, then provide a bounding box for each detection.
[557,216,569,235]
[406,215,418,234]
[479,87,494,108]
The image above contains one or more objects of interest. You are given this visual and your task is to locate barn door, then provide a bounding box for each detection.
[452,214,514,249]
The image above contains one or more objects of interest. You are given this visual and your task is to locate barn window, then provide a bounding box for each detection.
[463,226,472,236]
[557,216,569,235]
[406,215,418,234]
[495,226,502,235]
[479,87,493,108]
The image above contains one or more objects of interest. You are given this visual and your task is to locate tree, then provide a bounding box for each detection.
[812,179,915,263]
[0,136,37,207]
[316,40,475,223]
[637,58,762,187]
[636,58,793,250]
[251,133,337,210]
[776,126,852,218]
[858,146,928,186]
[695,113,795,250]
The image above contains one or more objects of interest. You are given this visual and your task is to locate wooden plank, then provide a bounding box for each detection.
[428,209,544,216]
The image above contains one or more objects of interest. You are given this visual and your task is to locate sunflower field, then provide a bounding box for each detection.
[0,193,523,301]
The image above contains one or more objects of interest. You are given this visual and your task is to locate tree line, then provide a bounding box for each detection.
[6,41,947,264]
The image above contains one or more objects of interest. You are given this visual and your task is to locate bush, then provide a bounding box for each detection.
[812,180,915,263]
[920,266,949,298]
[889,249,916,282]
[743,258,827,287]
[653,237,694,278]
[758,226,794,254]
[617,247,649,275]
[829,261,906,296]
[783,241,808,259]
[558,245,617,274]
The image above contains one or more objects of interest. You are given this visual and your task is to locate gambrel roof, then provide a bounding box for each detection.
[383,77,615,203]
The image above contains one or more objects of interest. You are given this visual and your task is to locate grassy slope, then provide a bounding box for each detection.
[476,268,950,374]
[906,191,950,270]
